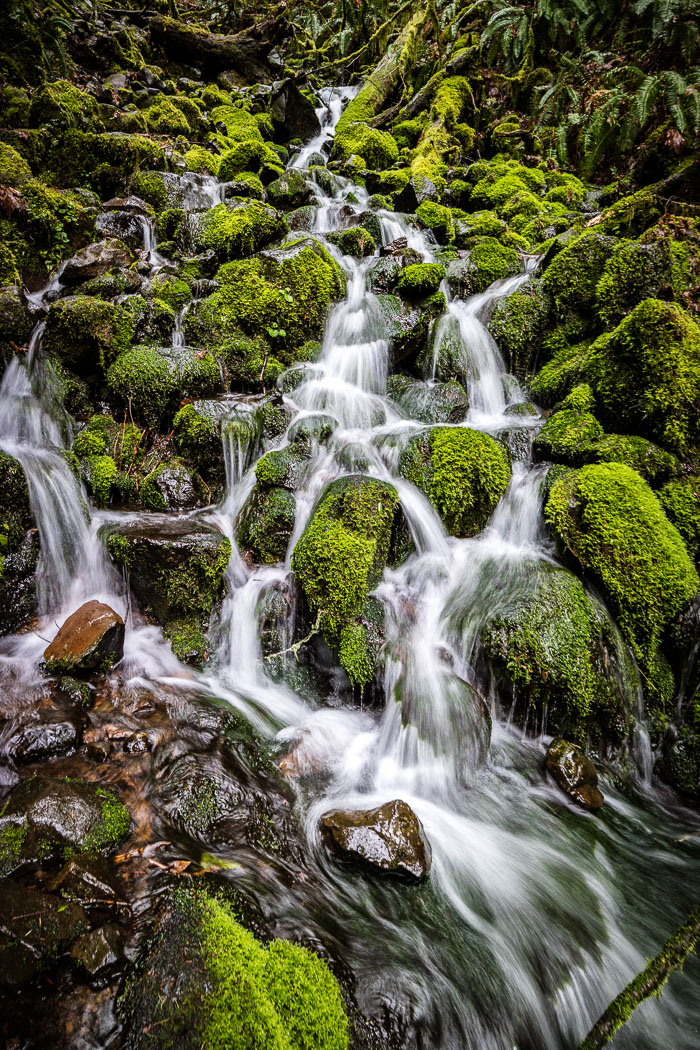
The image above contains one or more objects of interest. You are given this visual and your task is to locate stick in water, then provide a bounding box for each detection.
[578,906,700,1050]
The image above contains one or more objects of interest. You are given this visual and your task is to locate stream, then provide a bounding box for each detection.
[1,86,699,1049]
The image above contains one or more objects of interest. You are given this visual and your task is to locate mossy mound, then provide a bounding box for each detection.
[582,298,700,456]
[120,886,349,1050]
[333,122,399,170]
[326,226,377,258]
[198,200,288,261]
[482,562,637,747]
[107,344,222,428]
[291,475,402,684]
[29,79,103,131]
[659,478,700,561]
[0,142,32,187]
[146,96,192,136]
[595,237,693,327]
[545,463,699,699]
[396,263,446,299]
[488,280,550,380]
[541,231,616,338]
[218,141,283,182]
[415,201,455,245]
[398,426,511,537]
[43,296,134,378]
[467,238,521,292]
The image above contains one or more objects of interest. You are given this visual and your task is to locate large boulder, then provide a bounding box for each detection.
[398,426,511,537]
[270,79,322,141]
[106,343,222,428]
[320,798,432,881]
[545,737,604,810]
[60,238,133,286]
[387,376,468,424]
[44,600,125,676]
[0,284,33,374]
[43,295,134,379]
[104,517,231,664]
[0,877,86,986]
[0,775,130,876]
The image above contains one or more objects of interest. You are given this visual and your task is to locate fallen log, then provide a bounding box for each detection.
[149,15,278,80]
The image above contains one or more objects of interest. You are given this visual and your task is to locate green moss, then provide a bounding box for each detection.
[0,142,32,187]
[201,200,287,261]
[173,401,227,478]
[29,80,103,131]
[488,280,550,380]
[333,123,399,170]
[545,463,699,693]
[291,475,399,639]
[535,406,604,464]
[659,478,700,561]
[326,226,376,258]
[107,345,220,428]
[469,238,521,292]
[338,604,384,689]
[541,231,615,334]
[396,263,446,298]
[237,486,296,564]
[595,238,692,327]
[129,170,170,213]
[530,338,591,406]
[410,77,474,188]
[211,105,263,143]
[81,454,117,508]
[583,298,700,456]
[582,434,680,485]
[146,96,191,136]
[415,201,455,244]
[150,273,192,311]
[399,427,511,537]
[0,822,27,876]
[471,174,529,209]
[184,147,222,176]
[81,787,130,853]
[43,297,133,377]
[218,141,283,181]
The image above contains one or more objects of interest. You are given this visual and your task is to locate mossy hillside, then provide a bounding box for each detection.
[398,427,511,537]
[291,474,400,646]
[582,298,700,456]
[107,344,221,428]
[482,562,636,747]
[43,296,134,378]
[199,200,288,261]
[120,886,349,1050]
[545,463,699,699]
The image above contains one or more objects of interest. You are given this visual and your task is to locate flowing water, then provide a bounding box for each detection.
[1,90,699,1050]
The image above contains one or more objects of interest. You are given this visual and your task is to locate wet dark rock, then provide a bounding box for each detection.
[1,712,84,764]
[71,924,124,983]
[320,799,432,881]
[47,851,127,921]
[367,256,402,293]
[44,600,125,676]
[380,236,408,257]
[394,175,439,211]
[96,210,147,251]
[376,292,443,368]
[0,877,87,986]
[101,195,151,215]
[270,78,321,142]
[0,285,33,371]
[265,169,312,209]
[0,775,130,875]
[387,375,469,424]
[0,765,20,797]
[61,238,133,286]
[142,457,206,512]
[545,738,604,810]
[287,204,317,231]
[0,450,38,635]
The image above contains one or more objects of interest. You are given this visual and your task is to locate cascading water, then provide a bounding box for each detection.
[2,85,699,1050]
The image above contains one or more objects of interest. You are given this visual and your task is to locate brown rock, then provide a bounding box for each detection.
[61,238,132,286]
[320,798,432,881]
[44,601,124,676]
[545,737,604,810]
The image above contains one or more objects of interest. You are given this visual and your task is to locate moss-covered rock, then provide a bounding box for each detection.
[120,885,349,1050]
[582,298,700,456]
[291,475,403,683]
[173,399,231,484]
[29,80,103,131]
[0,449,38,635]
[146,95,191,136]
[218,141,283,182]
[541,231,616,337]
[488,280,550,380]
[482,562,637,747]
[197,200,287,261]
[237,486,296,564]
[396,263,446,299]
[107,344,222,428]
[142,457,207,512]
[326,226,377,258]
[265,169,312,209]
[43,296,133,379]
[333,122,398,170]
[398,426,511,536]
[545,463,699,700]
[0,142,32,187]
[387,375,468,424]
[595,237,693,327]
[467,239,521,292]
[415,201,455,245]
[104,518,231,665]
[659,478,700,561]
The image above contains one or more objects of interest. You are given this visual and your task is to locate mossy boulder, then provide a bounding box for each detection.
[415,202,455,245]
[545,463,699,699]
[265,170,312,209]
[582,298,700,456]
[0,142,32,187]
[173,399,232,485]
[595,237,693,327]
[29,79,103,131]
[145,95,191,135]
[482,562,637,748]
[488,280,550,380]
[107,344,222,428]
[119,886,349,1050]
[43,600,125,676]
[467,239,521,293]
[0,449,38,635]
[218,141,283,182]
[376,292,444,369]
[237,486,296,565]
[291,475,403,684]
[0,775,129,877]
[387,375,468,424]
[659,478,700,561]
[43,296,134,379]
[396,263,446,299]
[326,226,377,258]
[541,231,616,337]
[333,122,399,170]
[197,200,288,261]
[142,457,207,512]
[534,386,604,464]
[104,518,231,665]
[398,427,511,537]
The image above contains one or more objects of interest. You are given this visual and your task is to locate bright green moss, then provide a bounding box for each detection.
[237,486,296,565]
[82,454,117,507]
[150,274,192,311]
[530,338,591,406]
[0,142,32,187]
[583,298,700,456]
[201,200,287,260]
[396,263,446,298]
[146,96,191,136]
[659,478,700,561]
[333,123,399,170]
[399,427,511,537]
[211,105,262,144]
[469,238,521,292]
[291,476,399,639]
[471,174,529,209]
[582,434,680,485]
[500,188,545,222]
[184,147,221,176]
[410,77,474,188]
[0,822,27,876]
[338,619,375,688]
[129,170,169,213]
[29,79,103,130]
[218,141,282,181]
[535,407,604,464]
[415,201,455,244]
[541,231,614,330]
[43,296,134,375]
[545,463,699,682]
[81,787,130,853]
[326,226,376,258]
[107,345,220,428]
[595,238,692,327]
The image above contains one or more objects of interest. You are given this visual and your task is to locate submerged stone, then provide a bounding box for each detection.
[320,798,432,881]
[44,600,125,676]
[0,877,86,986]
[545,737,604,810]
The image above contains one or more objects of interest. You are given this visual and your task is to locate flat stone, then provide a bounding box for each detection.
[0,877,86,986]
[61,238,133,286]
[545,737,604,810]
[44,600,124,677]
[320,798,432,881]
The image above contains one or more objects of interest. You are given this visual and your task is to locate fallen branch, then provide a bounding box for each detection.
[265,612,321,662]
[578,906,700,1050]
